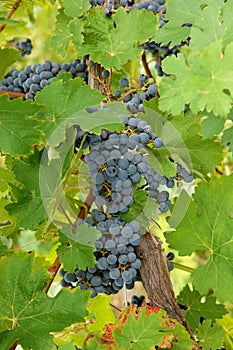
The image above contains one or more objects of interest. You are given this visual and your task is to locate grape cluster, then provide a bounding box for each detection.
[76,112,173,214]
[0,57,88,99]
[14,38,33,57]
[114,75,158,113]
[60,210,141,297]
[176,164,193,183]
[89,0,167,18]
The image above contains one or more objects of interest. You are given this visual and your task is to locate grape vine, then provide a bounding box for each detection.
[0,0,232,350]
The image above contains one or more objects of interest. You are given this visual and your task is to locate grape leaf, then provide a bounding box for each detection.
[160,41,233,117]
[196,320,225,350]
[80,7,158,70]
[191,0,233,50]
[165,175,233,303]
[0,47,19,81]
[53,0,90,53]
[201,112,225,139]
[6,196,47,230]
[120,190,160,232]
[87,294,115,332]
[0,253,90,350]
[154,0,200,45]
[217,315,233,350]
[58,343,76,350]
[36,76,104,144]
[50,9,76,57]
[64,0,90,18]
[6,150,47,229]
[113,308,193,350]
[0,95,43,156]
[57,224,100,271]
[177,285,226,330]
[168,114,223,175]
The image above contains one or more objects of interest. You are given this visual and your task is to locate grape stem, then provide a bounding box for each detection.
[0,0,22,33]
[117,88,137,102]
[57,202,76,231]
[142,51,153,78]
[173,262,194,273]
[107,68,113,92]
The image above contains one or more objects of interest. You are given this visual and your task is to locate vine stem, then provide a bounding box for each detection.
[0,0,22,33]
[0,90,26,99]
[142,51,153,78]
[136,232,199,348]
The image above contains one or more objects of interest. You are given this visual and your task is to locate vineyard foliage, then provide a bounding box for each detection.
[0,0,232,350]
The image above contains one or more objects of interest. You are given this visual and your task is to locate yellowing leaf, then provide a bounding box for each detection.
[87,295,115,332]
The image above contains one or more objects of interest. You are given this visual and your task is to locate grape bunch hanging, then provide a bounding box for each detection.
[60,110,193,297]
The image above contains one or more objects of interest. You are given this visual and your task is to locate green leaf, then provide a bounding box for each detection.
[58,343,76,350]
[57,224,100,271]
[169,114,223,175]
[0,253,89,350]
[160,41,233,117]
[120,190,160,231]
[191,0,233,50]
[201,112,225,139]
[0,95,43,156]
[6,196,47,230]
[36,76,104,144]
[64,0,90,18]
[6,150,47,229]
[0,47,19,81]
[50,9,74,56]
[154,0,200,45]
[87,294,115,332]
[217,315,233,350]
[177,285,226,331]
[80,7,158,70]
[196,320,225,350]
[165,175,233,303]
[69,18,83,48]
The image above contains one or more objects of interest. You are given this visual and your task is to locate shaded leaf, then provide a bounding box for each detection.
[0,95,43,156]
[177,285,226,330]
[57,224,100,271]
[0,47,19,81]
